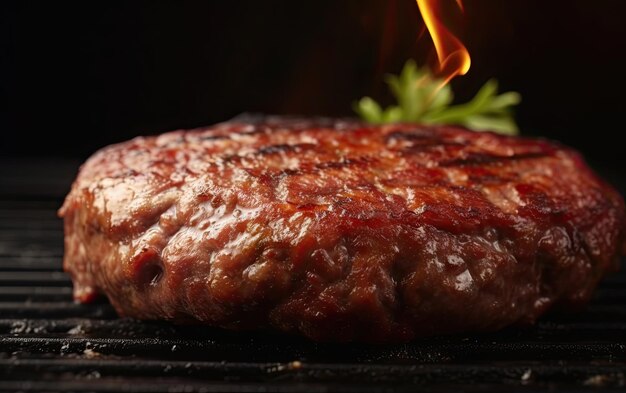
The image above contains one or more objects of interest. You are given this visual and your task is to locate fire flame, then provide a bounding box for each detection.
[416,0,471,83]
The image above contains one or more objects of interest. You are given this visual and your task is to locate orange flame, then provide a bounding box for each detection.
[416,0,471,83]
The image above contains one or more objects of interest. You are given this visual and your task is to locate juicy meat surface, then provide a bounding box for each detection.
[60,117,625,342]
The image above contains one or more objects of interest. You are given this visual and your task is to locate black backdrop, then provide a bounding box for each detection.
[2,0,625,170]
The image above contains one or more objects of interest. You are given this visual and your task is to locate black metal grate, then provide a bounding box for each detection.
[1,158,625,392]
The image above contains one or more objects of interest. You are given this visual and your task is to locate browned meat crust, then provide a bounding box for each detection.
[59,117,625,342]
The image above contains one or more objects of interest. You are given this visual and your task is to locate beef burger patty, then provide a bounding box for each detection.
[60,117,625,342]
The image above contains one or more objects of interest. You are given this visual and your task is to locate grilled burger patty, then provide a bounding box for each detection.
[60,117,625,342]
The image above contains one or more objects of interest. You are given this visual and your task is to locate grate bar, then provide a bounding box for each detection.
[0,261,63,271]
[0,380,428,393]
[0,318,625,340]
[0,286,73,301]
[0,303,116,319]
[1,335,625,364]
[0,272,71,286]
[1,358,625,387]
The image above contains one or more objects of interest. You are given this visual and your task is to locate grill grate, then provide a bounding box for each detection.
[1,159,625,392]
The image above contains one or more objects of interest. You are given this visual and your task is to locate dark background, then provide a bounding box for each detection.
[1,0,625,171]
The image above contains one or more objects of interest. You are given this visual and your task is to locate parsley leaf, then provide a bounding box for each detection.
[355,60,521,135]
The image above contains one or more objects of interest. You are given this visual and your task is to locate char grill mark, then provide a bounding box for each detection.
[218,143,317,164]
[255,143,316,156]
[440,152,551,167]
[277,155,378,178]
[199,135,231,141]
[385,127,438,141]
[385,129,468,154]
[385,129,445,148]
[313,156,377,171]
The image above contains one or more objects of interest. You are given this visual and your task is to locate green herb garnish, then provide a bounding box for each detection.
[355,60,521,135]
